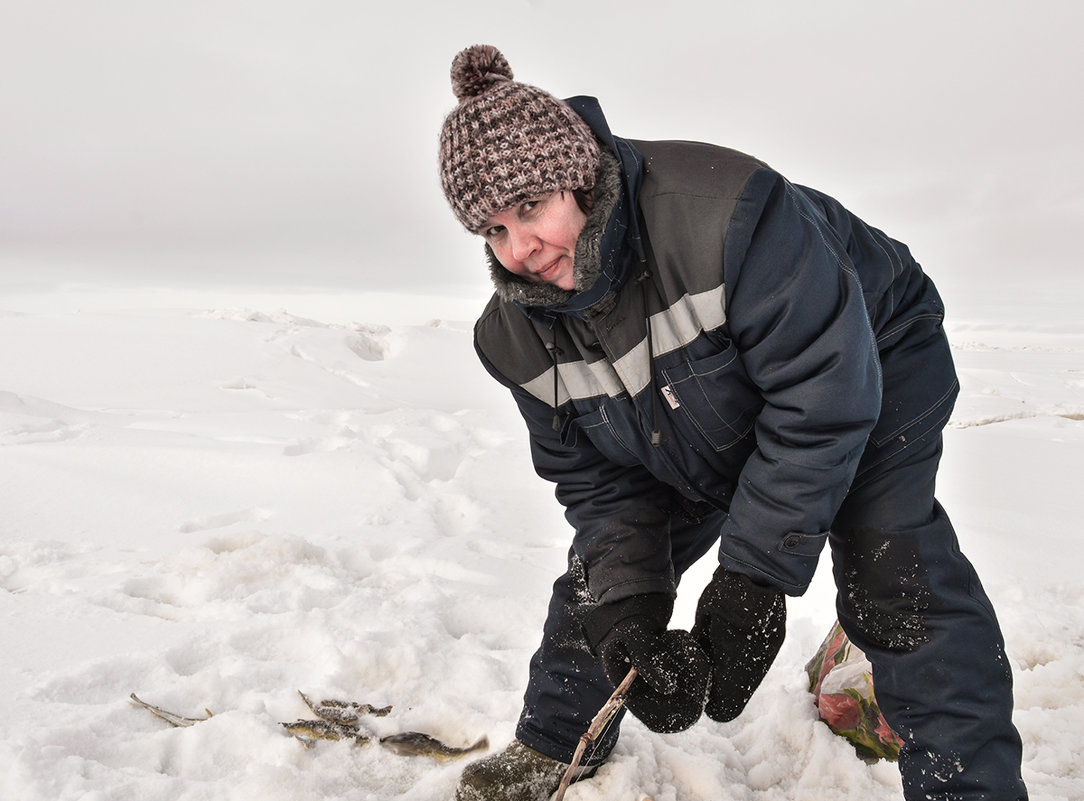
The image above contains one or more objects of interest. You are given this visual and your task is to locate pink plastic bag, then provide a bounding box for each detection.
[805,621,904,760]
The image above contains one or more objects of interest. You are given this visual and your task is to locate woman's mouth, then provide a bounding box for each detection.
[535,258,561,281]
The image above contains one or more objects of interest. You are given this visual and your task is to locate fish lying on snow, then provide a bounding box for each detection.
[280,717,371,745]
[129,694,211,728]
[379,731,489,760]
[296,691,392,726]
[282,690,392,743]
[130,690,487,760]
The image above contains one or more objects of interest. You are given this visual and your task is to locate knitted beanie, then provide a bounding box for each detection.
[439,44,601,232]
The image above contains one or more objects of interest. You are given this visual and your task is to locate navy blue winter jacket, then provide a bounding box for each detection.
[474,97,958,601]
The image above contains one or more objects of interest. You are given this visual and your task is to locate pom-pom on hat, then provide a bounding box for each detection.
[439,44,600,232]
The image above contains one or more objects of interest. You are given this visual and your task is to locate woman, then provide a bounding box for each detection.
[438,45,1027,801]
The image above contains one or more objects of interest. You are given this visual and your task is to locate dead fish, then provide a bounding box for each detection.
[297,690,392,726]
[379,731,489,760]
[281,718,371,745]
[131,690,485,760]
[130,693,212,728]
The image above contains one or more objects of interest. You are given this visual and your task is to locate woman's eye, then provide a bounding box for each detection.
[484,226,504,239]
[521,196,547,216]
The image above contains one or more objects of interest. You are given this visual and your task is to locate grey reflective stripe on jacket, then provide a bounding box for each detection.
[475,133,955,601]
[519,284,728,406]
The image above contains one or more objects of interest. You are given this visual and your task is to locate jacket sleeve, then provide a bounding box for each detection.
[474,337,678,606]
[718,170,883,595]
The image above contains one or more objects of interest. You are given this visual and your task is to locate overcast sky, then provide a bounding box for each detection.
[1,0,1080,306]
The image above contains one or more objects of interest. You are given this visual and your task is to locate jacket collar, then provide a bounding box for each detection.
[566,95,645,265]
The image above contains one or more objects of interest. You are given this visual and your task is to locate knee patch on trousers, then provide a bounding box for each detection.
[837,532,932,652]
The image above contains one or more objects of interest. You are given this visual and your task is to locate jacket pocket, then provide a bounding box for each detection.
[661,340,763,452]
[560,402,641,465]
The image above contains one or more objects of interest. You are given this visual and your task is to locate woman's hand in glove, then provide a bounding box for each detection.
[691,567,786,722]
[583,593,710,733]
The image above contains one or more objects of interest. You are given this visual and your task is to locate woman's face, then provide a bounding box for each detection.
[480,190,587,291]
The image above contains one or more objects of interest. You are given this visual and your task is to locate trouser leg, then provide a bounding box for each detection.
[831,434,1027,801]
[517,509,723,764]
[515,556,618,765]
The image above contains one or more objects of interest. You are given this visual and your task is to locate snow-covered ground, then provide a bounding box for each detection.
[1,287,1081,800]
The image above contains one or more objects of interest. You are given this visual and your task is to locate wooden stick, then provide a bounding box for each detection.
[552,667,638,801]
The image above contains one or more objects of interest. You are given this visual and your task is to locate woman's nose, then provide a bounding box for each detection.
[509,226,540,261]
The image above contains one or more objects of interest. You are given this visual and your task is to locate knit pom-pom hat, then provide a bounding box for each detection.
[439,44,600,232]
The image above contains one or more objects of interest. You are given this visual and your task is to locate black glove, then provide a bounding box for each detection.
[583,593,710,733]
[691,567,786,722]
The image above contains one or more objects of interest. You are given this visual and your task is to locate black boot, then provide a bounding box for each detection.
[453,739,595,801]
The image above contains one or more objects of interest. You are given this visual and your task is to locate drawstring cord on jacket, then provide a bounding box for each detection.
[637,270,662,447]
[546,332,562,432]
